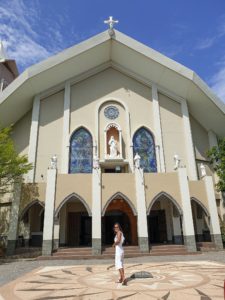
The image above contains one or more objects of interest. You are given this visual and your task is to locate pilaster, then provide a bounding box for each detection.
[134,168,149,252]
[152,84,165,172]
[42,168,57,256]
[178,167,197,252]
[204,176,223,250]
[92,167,102,255]
[53,217,60,251]
[181,100,197,180]
[61,81,71,173]
[27,95,40,182]
[6,181,22,255]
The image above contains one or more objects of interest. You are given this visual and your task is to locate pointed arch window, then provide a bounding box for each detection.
[133,127,157,173]
[69,128,93,173]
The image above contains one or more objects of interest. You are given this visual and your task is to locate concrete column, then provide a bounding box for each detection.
[92,167,102,255]
[204,176,223,249]
[42,168,57,256]
[181,100,197,180]
[152,84,165,172]
[27,95,40,182]
[61,81,71,173]
[134,167,149,252]
[53,217,60,250]
[178,168,197,252]
[6,181,22,255]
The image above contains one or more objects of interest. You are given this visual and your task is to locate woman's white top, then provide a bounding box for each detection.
[114,232,125,256]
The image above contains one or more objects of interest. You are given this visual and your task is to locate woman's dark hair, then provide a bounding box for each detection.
[113,222,123,232]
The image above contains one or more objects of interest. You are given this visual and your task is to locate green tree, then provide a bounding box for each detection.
[0,126,32,195]
[207,138,225,193]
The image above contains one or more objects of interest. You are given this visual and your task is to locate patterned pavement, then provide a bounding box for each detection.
[0,260,225,299]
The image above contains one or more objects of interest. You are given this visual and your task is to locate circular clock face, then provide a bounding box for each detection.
[104,105,119,120]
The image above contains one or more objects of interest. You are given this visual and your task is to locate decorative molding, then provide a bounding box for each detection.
[190,197,210,217]
[54,192,92,218]
[102,191,137,216]
[19,199,45,221]
[181,100,198,180]
[147,191,183,215]
[61,81,71,173]
[95,97,133,171]
[104,105,119,120]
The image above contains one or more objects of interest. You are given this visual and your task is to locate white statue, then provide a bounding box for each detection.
[134,153,141,169]
[108,135,118,158]
[173,154,180,170]
[200,163,206,178]
[50,154,57,169]
[93,155,100,169]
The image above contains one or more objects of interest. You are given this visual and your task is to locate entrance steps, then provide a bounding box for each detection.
[197,242,217,252]
[38,244,199,260]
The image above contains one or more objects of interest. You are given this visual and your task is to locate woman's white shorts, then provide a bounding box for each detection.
[115,253,124,270]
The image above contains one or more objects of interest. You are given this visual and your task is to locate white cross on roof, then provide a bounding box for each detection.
[104,16,119,30]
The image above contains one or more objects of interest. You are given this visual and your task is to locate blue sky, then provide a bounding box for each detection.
[1,0,225,101]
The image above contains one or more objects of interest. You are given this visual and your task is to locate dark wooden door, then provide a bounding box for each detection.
[148,210,167,243]
[67,212,80,246]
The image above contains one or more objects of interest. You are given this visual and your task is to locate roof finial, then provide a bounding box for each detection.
[104,16,119,37]
[0,41,8,62]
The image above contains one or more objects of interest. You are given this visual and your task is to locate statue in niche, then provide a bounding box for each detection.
[173,154,180,170]
[108,135,118,158]
[200,163,206,178]
[134,153,141,169]
[50,154,57,169]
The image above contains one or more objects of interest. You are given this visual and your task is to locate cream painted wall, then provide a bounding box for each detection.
[55,174,92,211]
[159,94,186,172]
[144,172,182,210]
[70,68,153,160]
[12,110,32,156]
[189,181,210,212]
[102,173,136,211]
[35,91,64,181]
[190,115,210,161]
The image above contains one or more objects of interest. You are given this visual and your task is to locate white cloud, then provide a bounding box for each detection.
[0,0,70,70]
[196,37,216,50]
[210,60,225,102]
[196,14,225,50]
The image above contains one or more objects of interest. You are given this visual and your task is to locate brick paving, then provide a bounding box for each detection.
[0,251,225,299]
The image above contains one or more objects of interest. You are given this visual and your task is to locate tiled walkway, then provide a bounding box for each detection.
[0,260,225,299]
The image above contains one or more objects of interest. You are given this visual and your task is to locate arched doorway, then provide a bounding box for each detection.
[55,194,92,247]
[102,193,138,246]
[147,192,183,245]
[19,200,44,247]
[191,198,211,242]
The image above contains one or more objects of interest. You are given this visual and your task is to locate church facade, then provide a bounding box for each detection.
[0,28,225,256]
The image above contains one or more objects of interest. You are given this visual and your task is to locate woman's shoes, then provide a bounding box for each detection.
[122,279,127,286]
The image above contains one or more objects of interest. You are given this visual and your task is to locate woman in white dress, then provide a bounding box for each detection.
[112,223,127,285]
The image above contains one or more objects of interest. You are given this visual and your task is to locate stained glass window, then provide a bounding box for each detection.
[69,128,93,173]
[133,127,157,173]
